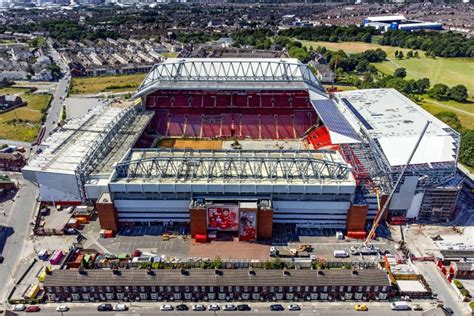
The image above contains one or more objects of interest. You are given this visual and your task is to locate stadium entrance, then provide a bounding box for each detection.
[189,199,273,242]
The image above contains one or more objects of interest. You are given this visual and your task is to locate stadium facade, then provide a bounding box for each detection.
[23,58,461,241]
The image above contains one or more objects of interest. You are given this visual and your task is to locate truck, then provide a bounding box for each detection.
[269,246,310,258]
[350,245,380,255]
[390,301,410,311]
[333,250,350,258]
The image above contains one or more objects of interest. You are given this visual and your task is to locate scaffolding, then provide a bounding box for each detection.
[114,149,352,184]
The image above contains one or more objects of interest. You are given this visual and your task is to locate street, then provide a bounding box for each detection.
[414,261,467,315]
[12,302,428,316]
[0,175,38,303]
[43,47,71,138]
[0,44,70,308]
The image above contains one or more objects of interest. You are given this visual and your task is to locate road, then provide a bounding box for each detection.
[0,44,70,307]
[43,46,71,139]
[415,261,468,315]
[0,175,38,304]
[12,303,427,316]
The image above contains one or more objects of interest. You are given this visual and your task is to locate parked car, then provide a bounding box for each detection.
[160,304,173,311]
[208,304,220,311]
[223,304,236,311]
[354,304,368,311]
[97,304,113,311]
[25,306,41,313]
[270,304,284,311]
[0,255,4,264]
[237,304,251,311]
[176,304,188,311]
[192,304,206,311]
[113,304,128,311]
[288,304,301,311]
[56,305,69,312]
[12,304,26,311]
[443,307,454,315]
[412,304,423,311]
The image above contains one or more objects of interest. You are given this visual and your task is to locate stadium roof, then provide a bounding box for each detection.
[111,148,354,185]
[309,92,360,144]
[333,89,459,167]
[135,58,326,98]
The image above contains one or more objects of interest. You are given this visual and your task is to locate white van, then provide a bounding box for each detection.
[390,301,410,310]
[333,250,349,258]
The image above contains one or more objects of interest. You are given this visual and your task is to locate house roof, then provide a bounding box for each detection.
[44,268,390,288]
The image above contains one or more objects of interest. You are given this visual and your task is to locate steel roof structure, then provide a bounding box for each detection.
[135,58,325,98]
[113,149,352,185]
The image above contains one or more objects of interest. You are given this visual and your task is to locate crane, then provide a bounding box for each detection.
[364,120,431,246]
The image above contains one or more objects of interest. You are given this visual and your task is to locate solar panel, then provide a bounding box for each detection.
[311,99,360,141]
[340,98,373,130]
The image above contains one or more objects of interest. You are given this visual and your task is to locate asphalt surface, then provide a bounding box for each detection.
[0,175,38,303]
[414,261,466,315]
[11,304,426,316]
[0,44,70,307]
[43,46,70,139]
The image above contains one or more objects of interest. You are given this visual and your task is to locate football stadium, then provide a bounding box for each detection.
[23,58,461,241]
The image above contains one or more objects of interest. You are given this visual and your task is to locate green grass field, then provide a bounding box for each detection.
[70,73,147,95]
[300,40,474,97]
[418,96,474,130]
[0,88,52,142]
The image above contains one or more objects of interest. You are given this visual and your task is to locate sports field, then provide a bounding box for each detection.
[70,73,146,94]
[300,40,474,97]
[0,87,52,142]
[156,138,223,150]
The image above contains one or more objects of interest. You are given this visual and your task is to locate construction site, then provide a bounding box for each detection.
[21,58,462,244]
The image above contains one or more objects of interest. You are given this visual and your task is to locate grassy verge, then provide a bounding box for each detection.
[70,73,146,95]
[0,87,52,142]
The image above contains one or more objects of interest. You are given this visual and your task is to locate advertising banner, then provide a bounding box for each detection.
[239,210,257,241]
[207,207,239,231]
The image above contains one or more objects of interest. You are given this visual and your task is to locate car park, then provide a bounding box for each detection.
[56,305,69,312]
[97,304,113,311]
[160,304,173,311]
[237,304,251,311]
[223,304,236,311]
[208,304,220,311]
[288,304,301,311]
[176,304,188,311]
[192,304,206,311]
[113,304,128,311]
[270,304,284,311]
[25,306,41,313]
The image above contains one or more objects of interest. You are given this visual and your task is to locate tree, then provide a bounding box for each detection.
[460,130,474,168]
[414,78,430,94]
[414,51,419,58]
[355,60,369,73]
[406,51,413,58]
[428,83,449,101]
[448,85,468,102]
[435,111,462,131]
[394,50,399,58]
[394,68,407,78]
[397,51,404,59]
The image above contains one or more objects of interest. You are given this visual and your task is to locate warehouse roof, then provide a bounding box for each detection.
[135,58,326,98]
[44,268,390,287]
[333,89,458,167]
